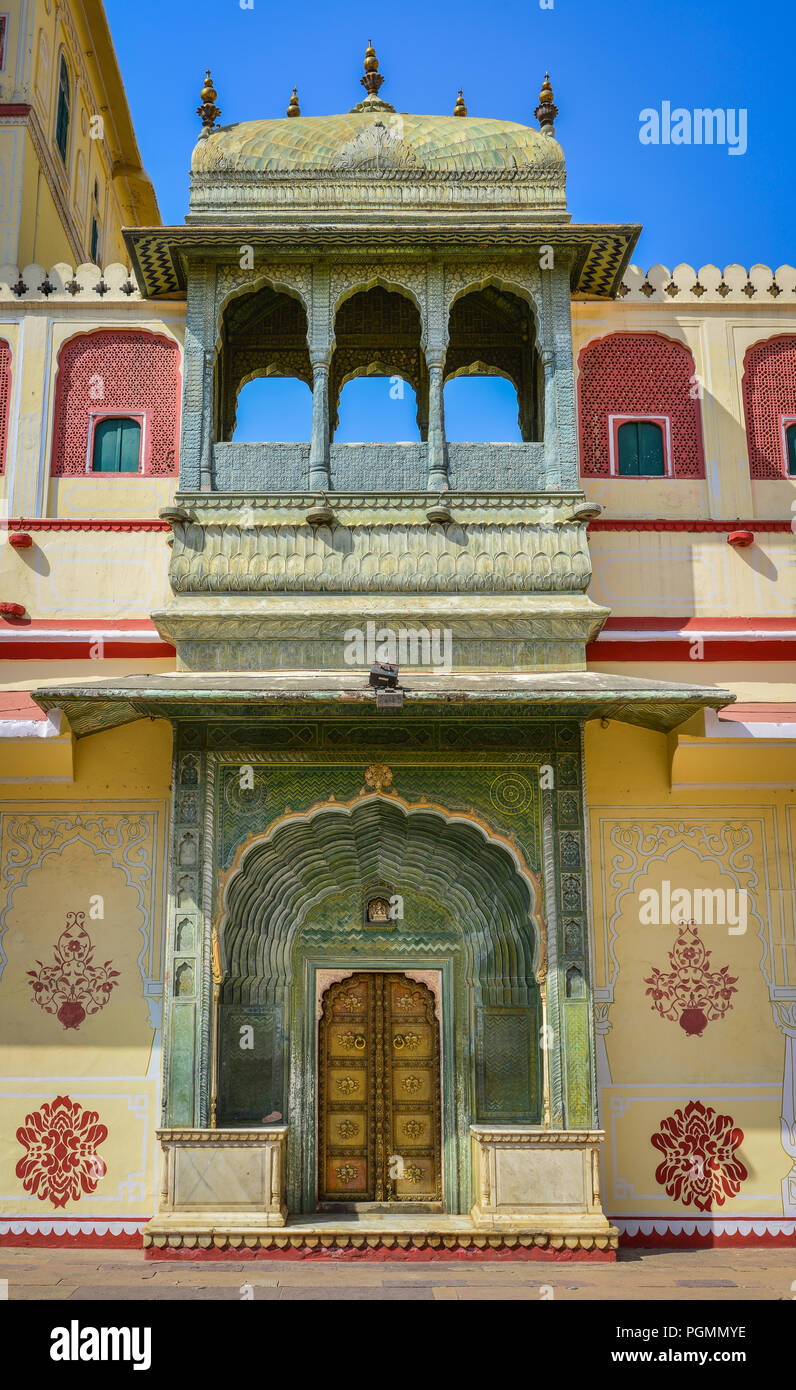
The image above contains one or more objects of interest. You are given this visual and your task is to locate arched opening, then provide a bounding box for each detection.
[232,376,312,443]
[742,335,796,478]
[445,285,541,442]
[217,283,310,442]
[330,287,424,440]
[444,373,524,442]
[216,795,544,1213]
[334,374,421,442]
[55,53,71,164]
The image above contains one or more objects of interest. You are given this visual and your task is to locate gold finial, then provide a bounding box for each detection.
[534,70,558,134]
[287,86,300,117]
[360,39,385,98]
[453,89,467,117]
[197,68,220,137]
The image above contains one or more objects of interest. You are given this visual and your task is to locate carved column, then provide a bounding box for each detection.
[308,352,331,489]
[308,262,333,490]
[424,262,449,491]
[425,350,449,490]
[179,262,217,492]
[540,346,557,471]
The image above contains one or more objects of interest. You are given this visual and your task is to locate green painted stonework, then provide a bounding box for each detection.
[159,713,597,1211]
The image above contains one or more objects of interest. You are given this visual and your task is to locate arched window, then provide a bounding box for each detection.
[232,377,312,442]
[578,333,704,477]
[91,417,141,473]
[51,330,181,477]
[742,337,796,477]
[444,375,523,442]
[335,376,420,442]
[55,54,70,164]
[787,422,796,477]
[616,420,665,476]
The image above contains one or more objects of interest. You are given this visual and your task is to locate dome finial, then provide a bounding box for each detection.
[453,89,467,117]
[361,40,385,98]
[197,68,220,139]
[534,70,558,135]
[287,86,300,117]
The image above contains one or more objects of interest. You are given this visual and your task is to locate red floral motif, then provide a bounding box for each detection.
[644,920,737,1036]
[16,1095,108,1208]
[651,1100,747,1211]
[27,910,119,1030]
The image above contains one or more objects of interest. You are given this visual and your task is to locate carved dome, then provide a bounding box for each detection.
[192,112,565,178]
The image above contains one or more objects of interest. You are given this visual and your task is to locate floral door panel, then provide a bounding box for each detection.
[318,972,442,1203]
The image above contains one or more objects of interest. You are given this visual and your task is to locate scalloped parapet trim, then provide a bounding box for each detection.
[0,262,142,302]
[613,263,796,304]
[142,1229,619,1259]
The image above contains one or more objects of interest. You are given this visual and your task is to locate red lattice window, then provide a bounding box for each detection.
[742,336,796,478]
[577,333,704,478]
[50,330,180,477]
[0,338,11,475]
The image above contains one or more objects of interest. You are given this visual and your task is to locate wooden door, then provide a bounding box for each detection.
[318,972,442,1203]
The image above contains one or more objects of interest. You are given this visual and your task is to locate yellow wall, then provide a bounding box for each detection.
[585,720,796,1223]
[0,0,158,269]
[0,719,171,1221]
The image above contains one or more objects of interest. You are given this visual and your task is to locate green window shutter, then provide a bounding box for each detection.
[92,418,141,473]
[617,421,639,475]
[617,420,665,476]
[787,424,796,477]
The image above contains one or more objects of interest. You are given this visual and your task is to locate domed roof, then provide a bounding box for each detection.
[192,111,565,178]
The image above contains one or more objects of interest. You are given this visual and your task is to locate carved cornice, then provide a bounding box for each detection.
[470,1126,604,1147]
[125,224,639,301]
[157,1127,288,1144]
[174,489,585,512]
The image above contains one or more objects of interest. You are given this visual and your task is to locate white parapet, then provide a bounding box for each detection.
[470,1125,615,1235]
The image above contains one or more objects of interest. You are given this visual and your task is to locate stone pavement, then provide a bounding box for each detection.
[1,1245,795,1300]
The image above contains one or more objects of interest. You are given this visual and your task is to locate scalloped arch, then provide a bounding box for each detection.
[217,794,545,1005]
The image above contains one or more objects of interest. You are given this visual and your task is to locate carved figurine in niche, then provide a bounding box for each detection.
[366,896,390,923]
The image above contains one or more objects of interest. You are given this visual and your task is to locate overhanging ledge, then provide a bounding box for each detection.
[31,670,734,739]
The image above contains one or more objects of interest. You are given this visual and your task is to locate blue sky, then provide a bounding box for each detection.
[105,0,790,442]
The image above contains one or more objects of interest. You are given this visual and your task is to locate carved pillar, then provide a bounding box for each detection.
[308,353,331,489]
[548,262,579,489]
[540,346,557,467]
[425,350,449,490]
[179,263,216,492]
[416,355,430,441]
[308,262,333,490]
[424,262,449,490]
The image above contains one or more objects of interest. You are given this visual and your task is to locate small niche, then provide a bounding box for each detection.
[176,918,194,951]
[174,961,194,997]
[565,965,585,999]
